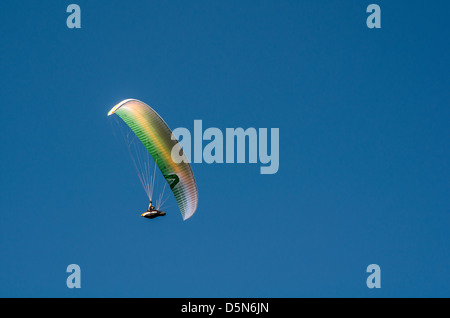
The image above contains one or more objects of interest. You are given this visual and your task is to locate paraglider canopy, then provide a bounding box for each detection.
[108,99,198,220]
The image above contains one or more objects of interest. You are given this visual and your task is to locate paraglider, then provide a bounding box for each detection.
[141,200,166,219]
[108,99,198,220]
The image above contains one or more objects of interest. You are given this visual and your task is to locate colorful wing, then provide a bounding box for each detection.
[108,99,198,220]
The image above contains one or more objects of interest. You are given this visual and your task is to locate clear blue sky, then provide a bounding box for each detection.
[0,1,449,297]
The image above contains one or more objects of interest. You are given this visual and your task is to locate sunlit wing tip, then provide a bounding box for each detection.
[107,103,121,116]
[107,99,136,116]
